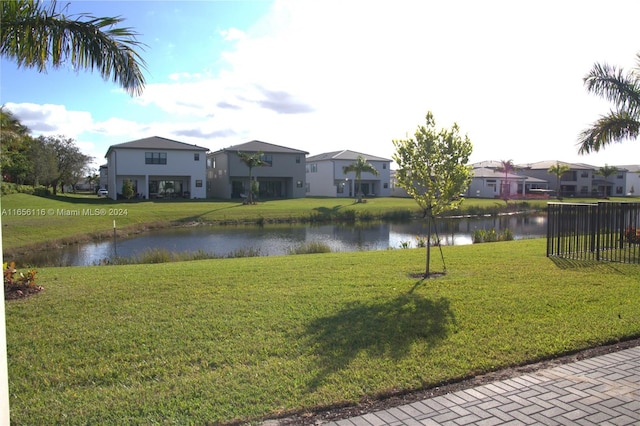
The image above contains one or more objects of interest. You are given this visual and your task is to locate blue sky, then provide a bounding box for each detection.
[2,0,639,170]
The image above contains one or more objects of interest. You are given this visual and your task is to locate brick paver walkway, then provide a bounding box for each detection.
[323,345,640,425]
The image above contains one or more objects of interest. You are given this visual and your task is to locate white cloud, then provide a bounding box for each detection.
[5,102,93,138]
[219,27,246,42]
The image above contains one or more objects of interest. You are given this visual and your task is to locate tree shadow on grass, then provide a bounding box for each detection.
[299,292,455,391]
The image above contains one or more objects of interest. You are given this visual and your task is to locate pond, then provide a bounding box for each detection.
[22,213,547,267]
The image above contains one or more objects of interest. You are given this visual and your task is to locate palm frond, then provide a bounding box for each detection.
[1,0,147,96]
[584,62,640,116]
[577,111,640,154]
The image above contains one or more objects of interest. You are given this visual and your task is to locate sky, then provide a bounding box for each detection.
[1,0,639,171]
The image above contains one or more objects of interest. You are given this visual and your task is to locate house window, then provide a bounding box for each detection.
[617,186,623,194]
[383,183,388,189]
[195,180,203,187]
[309,163,317,173]
[337,182,344,194]
[617,174,623,179]
[383,163,387,169]
[260,154,273,166]
[194,153,200,161]
[145,152,167,165]
[207,158,212,168]
[581,171,589,178]
[296,180,303,188]
[296,156,301,164]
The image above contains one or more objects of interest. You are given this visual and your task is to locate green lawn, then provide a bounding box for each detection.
[5,239,640,424]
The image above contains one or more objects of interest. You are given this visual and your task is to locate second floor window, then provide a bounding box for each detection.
[260,154,273,166]
[146,152,167,165]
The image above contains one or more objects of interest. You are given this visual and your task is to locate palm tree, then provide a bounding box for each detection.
[342,155,379,203]
[1,0,147,96]
[578,53,640,154]
[496,159,516,203]
[237,151,265,204]
[596,164,618,198]
[548,162,571,199]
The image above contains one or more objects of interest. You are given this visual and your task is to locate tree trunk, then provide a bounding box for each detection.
[425,216,431,277]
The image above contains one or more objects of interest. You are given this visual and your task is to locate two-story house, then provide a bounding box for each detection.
[305,150,391,198]
[104,136,208,200]
[518,160,627,198]
[619,165,640,196]
[206,140,308,199]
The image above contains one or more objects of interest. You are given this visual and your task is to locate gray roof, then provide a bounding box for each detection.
[472,167,526,180]
[307,150,391,162]
[213,140,308,155]
[613,164,637,172]
[517,160,597,170]
[105,136,209,157]
[472,160,505,169]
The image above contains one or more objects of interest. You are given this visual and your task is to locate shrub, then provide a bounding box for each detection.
[4,261,42,300]
[471,228,514,244]
[287,241,332,255]
[122,179,134,199]
[625,227,640,244]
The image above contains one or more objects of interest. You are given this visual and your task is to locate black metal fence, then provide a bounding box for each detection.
[547,202,640,264]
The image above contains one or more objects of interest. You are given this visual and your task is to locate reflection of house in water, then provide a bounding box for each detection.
[304,223,392,251]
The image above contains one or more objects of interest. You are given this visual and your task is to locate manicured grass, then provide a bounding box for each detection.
[6,239,640,424]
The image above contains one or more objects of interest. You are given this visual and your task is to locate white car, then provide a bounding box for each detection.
[97,189,108,197]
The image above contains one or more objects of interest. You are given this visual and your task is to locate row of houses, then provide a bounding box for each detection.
[99,136,639,201]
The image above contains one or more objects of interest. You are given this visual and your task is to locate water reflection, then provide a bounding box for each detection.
[20,214,547,267]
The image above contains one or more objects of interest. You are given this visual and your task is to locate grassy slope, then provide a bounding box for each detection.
[6,239,640,424]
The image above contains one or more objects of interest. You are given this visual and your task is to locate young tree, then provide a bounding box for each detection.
[1,0,147,96]
[237,151,265,204]
[547,162,571,199]
[578,53,640,154]
[342,155,379,203]
[392,112,473,278]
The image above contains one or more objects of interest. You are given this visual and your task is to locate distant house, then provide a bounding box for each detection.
[518,160,627,198]
[206,140,308,199]
[305,150,391,198]
[619,165,640,196]
[467,167,526,198]
[389,170,409,197]
[467,162,549,199]
[104,136,208,200]
[99,164,108,192]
